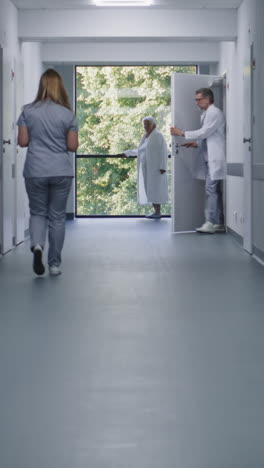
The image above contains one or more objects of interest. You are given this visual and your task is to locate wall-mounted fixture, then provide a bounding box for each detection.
[94,0,152,6]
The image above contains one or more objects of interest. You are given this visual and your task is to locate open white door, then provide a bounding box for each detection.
[1,51,15,253]
[242,40,253,254]
[171,73,224,233]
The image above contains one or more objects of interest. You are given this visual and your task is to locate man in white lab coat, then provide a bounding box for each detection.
[170,88,226,233]
[121,116,169,218]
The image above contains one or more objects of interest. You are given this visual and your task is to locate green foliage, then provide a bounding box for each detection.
[77,158,172,216]
[76,65,196,216]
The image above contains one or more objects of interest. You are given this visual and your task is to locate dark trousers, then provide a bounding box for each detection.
[205,163,224,225]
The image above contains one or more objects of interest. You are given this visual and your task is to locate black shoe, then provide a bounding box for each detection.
[33,245,45,275]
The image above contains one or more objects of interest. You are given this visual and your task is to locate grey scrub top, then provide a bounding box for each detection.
[17,100,78,178]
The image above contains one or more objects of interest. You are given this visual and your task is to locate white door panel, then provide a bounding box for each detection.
[2,51,15,253]
[15,59,26,245]
[171,73,222,233]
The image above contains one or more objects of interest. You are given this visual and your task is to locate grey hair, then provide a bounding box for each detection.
[195,88,214,103]
[142,116,157,128]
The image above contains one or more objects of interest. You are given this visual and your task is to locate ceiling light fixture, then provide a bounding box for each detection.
[94,0,152,6]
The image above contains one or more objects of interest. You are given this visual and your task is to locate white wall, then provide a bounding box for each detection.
[218,0,264,258]
[0,0,18,52]
[0,0,42,249]
[225,177,244,236]
[0,0,20,251]
[43,41,220,65]
[217,39,243,235]
[19,8,237,42]
[22,42,43,104]
[18,42,43,237]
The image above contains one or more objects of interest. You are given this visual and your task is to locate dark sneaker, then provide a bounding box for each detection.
[33,244,45,275]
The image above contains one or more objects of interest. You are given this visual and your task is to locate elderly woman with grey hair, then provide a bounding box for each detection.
[120,116,169,218]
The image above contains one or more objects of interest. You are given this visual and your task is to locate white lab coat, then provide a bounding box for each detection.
[124,128,169,204]
[185,103,227,181]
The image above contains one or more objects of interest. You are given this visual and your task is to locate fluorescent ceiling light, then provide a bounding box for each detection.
[94,0,152,6]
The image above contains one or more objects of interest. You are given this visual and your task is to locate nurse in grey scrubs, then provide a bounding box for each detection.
[17,69,79,276]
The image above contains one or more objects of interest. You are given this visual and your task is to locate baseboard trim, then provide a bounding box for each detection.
[226,227,243,246]
[253,246,264,266]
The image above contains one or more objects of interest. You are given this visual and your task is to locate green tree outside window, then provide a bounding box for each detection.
[76,65,196,216]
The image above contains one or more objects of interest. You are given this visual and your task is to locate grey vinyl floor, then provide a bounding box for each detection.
[0,218,264,468]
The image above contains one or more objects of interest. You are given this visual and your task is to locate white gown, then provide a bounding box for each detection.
[124,128,169,205]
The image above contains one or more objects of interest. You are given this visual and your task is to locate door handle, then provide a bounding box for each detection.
[243,137,251,144]
[174,143,180,154]
[3,139,11,145]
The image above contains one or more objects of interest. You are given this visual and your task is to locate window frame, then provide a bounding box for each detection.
[74,64,198,218]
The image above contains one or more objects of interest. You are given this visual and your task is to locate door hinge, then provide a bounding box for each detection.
[12,163,15,178]
[252,58,256,70]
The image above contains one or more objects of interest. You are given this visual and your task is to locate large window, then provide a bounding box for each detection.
[75,65,197,216]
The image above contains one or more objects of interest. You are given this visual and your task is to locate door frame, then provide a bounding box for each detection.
[243,41,254,254]
[0,46,3,255]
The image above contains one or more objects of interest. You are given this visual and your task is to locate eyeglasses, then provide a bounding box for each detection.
[195,97,206,102]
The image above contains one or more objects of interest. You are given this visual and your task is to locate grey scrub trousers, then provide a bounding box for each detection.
[25,176,72,267]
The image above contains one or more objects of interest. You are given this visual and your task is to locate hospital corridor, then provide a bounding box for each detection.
[1,0,264,466]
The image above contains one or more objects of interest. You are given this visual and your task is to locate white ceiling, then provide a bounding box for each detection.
[11,0,243,10]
